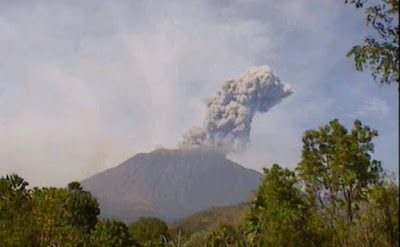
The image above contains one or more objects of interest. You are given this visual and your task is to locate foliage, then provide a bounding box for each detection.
[345,0,399,85]
[0,174,32,247]
[90,219,136,247]
[129,217,169,247]
[30,187,82,246]
[30,182,100,246]
[66,181,100,232]
[0,177,100,247]
[244,164,315,246]
[297,119,382,221]
[205,224,247,247]
[168,203,248,244]
[296,119,384,245]
[352,181,399,246]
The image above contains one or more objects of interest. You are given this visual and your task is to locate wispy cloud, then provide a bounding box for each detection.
[351,97,390,118]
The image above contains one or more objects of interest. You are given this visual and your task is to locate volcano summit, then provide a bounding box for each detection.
[82,148,262,222]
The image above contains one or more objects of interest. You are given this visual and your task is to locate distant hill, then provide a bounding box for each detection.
[82,148,262,223]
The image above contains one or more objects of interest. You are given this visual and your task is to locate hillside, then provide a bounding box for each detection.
[82,148,262,223]
[170,203,249,233]
[168,203,249,245]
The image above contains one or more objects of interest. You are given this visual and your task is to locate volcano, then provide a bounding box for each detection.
[82,148,262,223]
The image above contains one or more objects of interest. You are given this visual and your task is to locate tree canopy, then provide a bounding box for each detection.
[345,0,399,85]
[90,219,136,247]
[129,217,169,247]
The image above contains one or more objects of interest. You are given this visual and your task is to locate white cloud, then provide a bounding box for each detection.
[352,97,390,118]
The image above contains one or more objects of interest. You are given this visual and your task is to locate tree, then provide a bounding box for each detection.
[30,183,99,246]
[129,217,169,246]
[0,176,99,247]
[345,0,399,85]
[0,174,32,246]
[30,187,84,247]
[90,219,136,247]
[244,164,315,246]
[66,181,100,232]
[353,181,399,246]
[296,119,383,244]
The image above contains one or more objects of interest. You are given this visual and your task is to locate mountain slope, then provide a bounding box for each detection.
[169,203,249,235]
[82,148,262,223]
[168,203,250,246]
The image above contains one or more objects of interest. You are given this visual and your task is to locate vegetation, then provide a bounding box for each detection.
[0,174,32,247]
[1,119,398,246]
[89,219,135,247]
[0,176,135,247]
[244,164,313,246]
[205,224,245,247]
[129,217,169,246]
[169,204,249,246]
[344,0,399,85]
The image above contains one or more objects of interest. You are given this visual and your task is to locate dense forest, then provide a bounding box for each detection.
[1,119,398,247]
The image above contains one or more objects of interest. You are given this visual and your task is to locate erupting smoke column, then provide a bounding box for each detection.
[179,66,293,152]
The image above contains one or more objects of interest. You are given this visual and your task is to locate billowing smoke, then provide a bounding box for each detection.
[179,66,293,152]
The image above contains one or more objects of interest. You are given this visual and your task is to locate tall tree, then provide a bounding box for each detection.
[244,164,315,246]
[345,0,399,85]
[66,181,100,232]
[296,119,383,244]
[30,183,99,246]
[353,181,399,246]
[30,187,83,247]
[0,174,32,247]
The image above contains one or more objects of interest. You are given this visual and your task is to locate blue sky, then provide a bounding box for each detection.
[0,0,398,187]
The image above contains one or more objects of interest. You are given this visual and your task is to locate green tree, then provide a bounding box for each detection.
[30,187,84,246]
[0,174,32,247]
[345,0,399,85]
[129,217,169,246]
[244,164,315,247]
[90,219,136,247]
[30,183,99,246]
[66,181,100,232]
[352,181,399,246]
[296,119,383,245]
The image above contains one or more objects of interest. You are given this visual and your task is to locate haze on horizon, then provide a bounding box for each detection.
[0,0,398,187]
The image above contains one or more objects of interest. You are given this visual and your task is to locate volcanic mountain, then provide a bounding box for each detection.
[82,148,262,223]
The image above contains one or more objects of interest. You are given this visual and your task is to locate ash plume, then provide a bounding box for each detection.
[179,66,293,152]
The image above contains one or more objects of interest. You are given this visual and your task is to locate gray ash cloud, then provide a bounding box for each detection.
[179,66,293,152]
